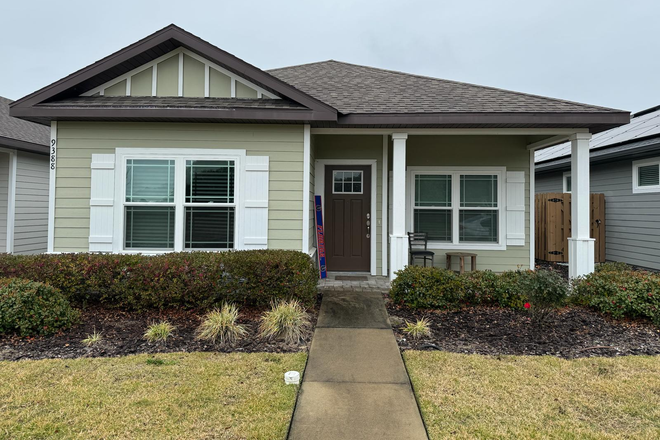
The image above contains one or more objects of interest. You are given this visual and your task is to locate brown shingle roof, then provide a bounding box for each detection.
[39,96,306,110]
[0,96,49,146]
[268,60,623,115]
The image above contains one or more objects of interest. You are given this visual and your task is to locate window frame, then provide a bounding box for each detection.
[407,167,506,250]
[332,170,364,194]
[563,171,571,193]
[114,148,245,254]
[632,157,660,194]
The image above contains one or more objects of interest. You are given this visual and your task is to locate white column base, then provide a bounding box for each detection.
[389,234,409,281]
[568,237,595,279]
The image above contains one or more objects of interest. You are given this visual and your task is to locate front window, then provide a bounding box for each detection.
[413,170,501,245]
[123,157,237,251]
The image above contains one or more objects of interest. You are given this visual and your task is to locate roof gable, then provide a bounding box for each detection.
[10,24,337,123]
[0,97,48,154]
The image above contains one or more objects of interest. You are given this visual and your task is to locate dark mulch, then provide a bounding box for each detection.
[0,300,320,362]
[387,301,660,359]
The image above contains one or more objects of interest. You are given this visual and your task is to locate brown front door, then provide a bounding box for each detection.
[324,165,371,272]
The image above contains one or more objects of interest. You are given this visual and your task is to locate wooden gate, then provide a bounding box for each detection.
[535,193,606,263]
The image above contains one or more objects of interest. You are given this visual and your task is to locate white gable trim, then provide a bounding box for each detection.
[82,47,278,99]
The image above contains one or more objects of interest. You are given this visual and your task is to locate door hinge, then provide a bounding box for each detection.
[548,198,563,203]
[548,250,563,255]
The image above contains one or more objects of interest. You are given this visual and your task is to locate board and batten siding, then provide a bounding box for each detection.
[53,122,305,252]
[314,135,385,274]
[14,151,49,254]
[536,158,660,270]
[406,135,531,272]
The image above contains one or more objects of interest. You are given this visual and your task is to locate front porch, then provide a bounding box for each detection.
[308,130,595,280]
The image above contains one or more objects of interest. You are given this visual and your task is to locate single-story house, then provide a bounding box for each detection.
[536,105,660,270]
[10,24,630,279]
[0,96,49,254]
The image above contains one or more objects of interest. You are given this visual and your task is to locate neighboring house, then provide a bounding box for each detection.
[536,105,660,270]
[10,25,629,279]
[0,96,49,254]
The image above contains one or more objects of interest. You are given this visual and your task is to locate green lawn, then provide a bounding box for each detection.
[405,351,660,439]
[0,352,306,440]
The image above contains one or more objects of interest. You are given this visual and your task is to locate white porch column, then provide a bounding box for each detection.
[390,133,408,280]
[568,132,594,279]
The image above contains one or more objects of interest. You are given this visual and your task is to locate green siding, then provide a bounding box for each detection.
[156,55,179,97]
[209,68,231,97]
[406,135,531,272]
[183,54,205,98]
[236,82,258,98]
[54,122,305,252]
[104,80,126,96]
[314,135,384,274]
[130,67,152,96]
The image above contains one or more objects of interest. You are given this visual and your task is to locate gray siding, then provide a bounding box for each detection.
[13,151,49,254]
[0,153,9,252]
[536,159,660,270]
[535,171,563,193]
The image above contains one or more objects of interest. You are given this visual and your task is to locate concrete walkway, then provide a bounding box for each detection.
[288,290,428,440]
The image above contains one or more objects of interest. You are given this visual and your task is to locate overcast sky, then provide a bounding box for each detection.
[1,0,657,113]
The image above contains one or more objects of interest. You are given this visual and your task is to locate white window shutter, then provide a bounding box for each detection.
[89,154,115,252]
[506,171,526,246]
[243,156,269,249]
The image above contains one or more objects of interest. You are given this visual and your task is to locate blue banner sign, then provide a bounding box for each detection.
[314,195,327,279]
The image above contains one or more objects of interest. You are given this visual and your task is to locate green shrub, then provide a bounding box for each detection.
[390,266,465,309]
[259,300,309,345]
[144,321,175,343]
[573,270,660,324]
[463,270,529,309]
[596,261,632,273]
[0,278,79,336]
[196,303,247,346]
[0,250,318,311]
[520,269,568,324]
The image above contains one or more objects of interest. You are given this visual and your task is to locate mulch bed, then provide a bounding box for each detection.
[387,301,660,359]
[0,300,320,362]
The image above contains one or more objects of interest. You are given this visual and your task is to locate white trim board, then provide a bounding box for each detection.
[407,166,507,251]
[302,125,311,253]
[381,135,389,276]
[47,121,57,253]
[314,159,378,276]
[82,47,278,99]
[311,128,590,136]
[529,150,535,269]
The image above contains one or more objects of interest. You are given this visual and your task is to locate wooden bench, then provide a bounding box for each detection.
[445,252,477,274]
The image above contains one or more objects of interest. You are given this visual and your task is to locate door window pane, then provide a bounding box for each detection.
[186,160,235,203]
[638,164,660,187]
[415,175,451,207]
[459,210,498,242]
[185,207,235,249]
[333,170,363,194]
[125,206,175,249]
[460,175,497,207]
[414,210,452,242]
[126,159,175,203]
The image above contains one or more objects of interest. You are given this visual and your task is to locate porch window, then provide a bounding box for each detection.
[123,157,236,251]
[412,170,502,246]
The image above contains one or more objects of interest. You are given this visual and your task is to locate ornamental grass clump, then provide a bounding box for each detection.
[144,321,175,343]
[259,300,309,345]
[82,330,103,347]
[402,318,431,340]
[196,303,248,346]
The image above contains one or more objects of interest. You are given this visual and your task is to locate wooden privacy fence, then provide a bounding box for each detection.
[535,193,606,263]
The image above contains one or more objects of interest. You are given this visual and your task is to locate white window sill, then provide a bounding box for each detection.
[632,186,660,194]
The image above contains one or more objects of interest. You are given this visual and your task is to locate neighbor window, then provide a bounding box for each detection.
[633,158,660,193]
[563,172,571,193]
[123,156,236,251]
[412,170,502,246]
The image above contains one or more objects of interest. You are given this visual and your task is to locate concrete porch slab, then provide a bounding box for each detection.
[288,381,428,440]
[305,328,409,384]
[316,291,390,329]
